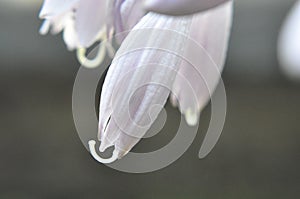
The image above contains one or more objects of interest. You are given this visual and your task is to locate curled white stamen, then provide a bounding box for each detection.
[77,42,107,68]
[88,140,118,164]
[76,28,115,68]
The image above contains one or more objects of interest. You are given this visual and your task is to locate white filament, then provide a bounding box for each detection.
[76,44,106,68]
[88,140,119,164]
[76,28,115,68]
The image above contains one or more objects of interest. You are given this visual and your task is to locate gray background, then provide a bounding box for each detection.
[0,0,299,198]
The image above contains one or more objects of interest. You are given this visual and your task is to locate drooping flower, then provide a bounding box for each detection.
[90,2,233,163]
[278,0,300,80]
[39,0,233,163]
[95,13,194,161]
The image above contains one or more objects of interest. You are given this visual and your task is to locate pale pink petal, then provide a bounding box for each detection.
[75,0,107,47]
[108,0,125,36]
[278,0,300,80]
[97,13,193,160]
[39,0,79,18]
[171,1,233,125]
[144,0,230,16]
[114,0,145,43]
[39,0,78,34]
[49,11,75,34]
[120,0,145,32]
[63,16,80,50]
[39,0,80,50]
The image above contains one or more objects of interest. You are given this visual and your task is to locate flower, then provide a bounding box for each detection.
[39,0,145,68]
[96,12,194,161]
[93,2,233,163]
[39,0,80,50]
[39,0,233,163]
[278,0,300,80]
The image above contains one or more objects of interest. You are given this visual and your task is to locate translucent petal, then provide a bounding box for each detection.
[171,1,233,125]
[63,16,80,50]
[49,11,75,34]
[114,0,145,43]
[120,0,145,31]
[75,0,107,47]
[98,13,193,158]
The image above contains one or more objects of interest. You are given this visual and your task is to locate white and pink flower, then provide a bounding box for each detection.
[39,0,233,163]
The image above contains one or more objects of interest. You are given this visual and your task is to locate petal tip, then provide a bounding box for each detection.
[185,108,199,126]
[99,138,113,152]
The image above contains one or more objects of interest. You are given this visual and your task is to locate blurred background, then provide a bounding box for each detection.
[0,0,299,198]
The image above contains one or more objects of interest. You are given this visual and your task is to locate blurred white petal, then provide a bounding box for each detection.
[278,0,300,80]
[63,17,81,50]
[39,0,79,18]
[76,0,145,68]
[39,0,80,50]
[75,0,107,47]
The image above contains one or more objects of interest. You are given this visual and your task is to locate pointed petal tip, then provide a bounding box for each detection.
[185,108,199,126]
[99,138,113,153]
[39,20,51,35]
[170,94,179,107]
[38,5,47,19]
[114,147,129,159]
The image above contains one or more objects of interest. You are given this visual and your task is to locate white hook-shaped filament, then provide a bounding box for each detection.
[88,140,118,164]
[77,43,107,69]
[76,28,116,69]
